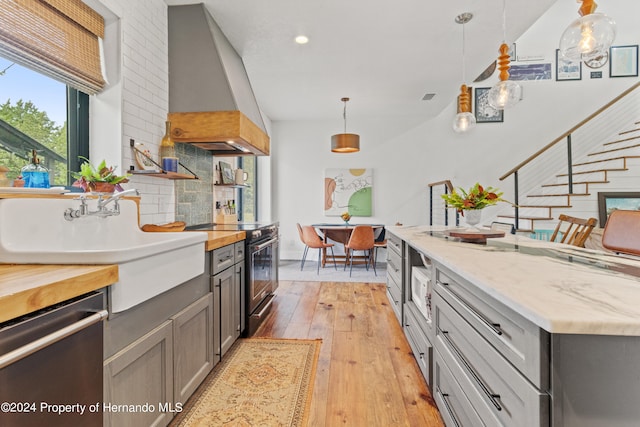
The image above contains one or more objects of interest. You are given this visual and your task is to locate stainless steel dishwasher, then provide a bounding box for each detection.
[0,291,107,427]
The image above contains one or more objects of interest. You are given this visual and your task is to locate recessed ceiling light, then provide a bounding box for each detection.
[295,35,309,44]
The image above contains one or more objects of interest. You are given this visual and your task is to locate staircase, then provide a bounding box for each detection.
[498,116,640,233]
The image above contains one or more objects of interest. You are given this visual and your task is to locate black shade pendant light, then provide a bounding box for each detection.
[331,97,360,153]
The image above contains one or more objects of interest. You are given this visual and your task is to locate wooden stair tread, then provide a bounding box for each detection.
[557,168,626,177]
[541,181,608,187]
[498,215,553,220]
[573,155,640,167]
[527,193,589,197]
[605,133,640,144]
[589,143,640,156]
[517,204,572,208]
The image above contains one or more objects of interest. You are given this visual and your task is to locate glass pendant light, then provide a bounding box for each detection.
[331,97,360,153]
[452,13,475,133]
[487,0,521,110]
[559,0,616,62]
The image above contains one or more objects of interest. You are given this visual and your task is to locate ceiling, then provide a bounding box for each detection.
[165,0,558,122]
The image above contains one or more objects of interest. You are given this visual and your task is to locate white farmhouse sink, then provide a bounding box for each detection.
[0,197,207,313]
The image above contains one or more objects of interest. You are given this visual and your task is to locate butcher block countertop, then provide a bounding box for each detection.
[199,230,246,251]
[0,264,119,323]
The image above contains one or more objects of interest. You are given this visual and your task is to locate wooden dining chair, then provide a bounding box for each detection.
[344,225,376,276]
[602,210,640,256]
[299,224,337,274]
[549,214,597,247]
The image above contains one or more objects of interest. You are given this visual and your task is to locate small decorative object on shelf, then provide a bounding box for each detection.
[341,211,351,225]
[133,142,156,170]
[160,121,178,172]
[71,157,130,193]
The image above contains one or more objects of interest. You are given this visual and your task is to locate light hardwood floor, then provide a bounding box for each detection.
[256,280,444,427]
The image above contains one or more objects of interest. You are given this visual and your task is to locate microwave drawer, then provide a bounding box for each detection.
[435,267,549,389]
[435,294,549,427]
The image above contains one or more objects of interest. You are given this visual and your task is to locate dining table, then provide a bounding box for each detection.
[311,223,385,267]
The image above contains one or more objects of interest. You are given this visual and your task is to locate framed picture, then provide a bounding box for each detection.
[556,49,581,81]
[474,87,503,123]
[508,63,552,81]
[219,161,234,184]
[610,45,639,77]
[597,192,640,227]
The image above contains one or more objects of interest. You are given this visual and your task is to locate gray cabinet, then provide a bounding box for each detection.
[211,241,244,359]
[104,321,174,427]
[386,231,403,322]
[172,294,214,405]
[433,263,550,427]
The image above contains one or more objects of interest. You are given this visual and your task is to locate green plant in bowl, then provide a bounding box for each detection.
[441,182,506,216]
[71,157,130,192]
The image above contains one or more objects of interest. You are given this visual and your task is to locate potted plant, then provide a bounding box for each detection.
[71,157,130,193]
[441,183,508,227]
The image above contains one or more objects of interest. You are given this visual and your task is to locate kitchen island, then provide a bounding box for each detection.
[388,225,640,427]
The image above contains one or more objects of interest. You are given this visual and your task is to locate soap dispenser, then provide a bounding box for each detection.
[21,150,50,189]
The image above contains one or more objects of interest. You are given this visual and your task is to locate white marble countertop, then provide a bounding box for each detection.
[389,225,640,336]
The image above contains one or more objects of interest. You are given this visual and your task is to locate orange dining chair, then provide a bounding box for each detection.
[549,214,597,248]
[299,224,337,274]
[344,225,376,276]
[602,210,640,256]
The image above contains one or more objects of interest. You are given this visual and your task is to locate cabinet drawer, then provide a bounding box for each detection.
[234,241,245,262]
[404,304,432,386]
[387,254,402,286]
[435,294,549,427]
[436,267,549,389]
[388,232,402,257]
[434,349,485,427]
[212,244,235,275]
[386,275,402,323]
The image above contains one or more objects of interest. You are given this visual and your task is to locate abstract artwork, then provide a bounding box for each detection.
[324,168,373,217]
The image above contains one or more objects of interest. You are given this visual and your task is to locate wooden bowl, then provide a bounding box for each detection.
[141,221,187,232]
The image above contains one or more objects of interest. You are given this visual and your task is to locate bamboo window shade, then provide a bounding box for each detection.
[0,0,106,94]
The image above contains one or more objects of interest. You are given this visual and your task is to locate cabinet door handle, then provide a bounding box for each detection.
[437,389,462,427]
[441,330,502,411]
[439,281,502,336]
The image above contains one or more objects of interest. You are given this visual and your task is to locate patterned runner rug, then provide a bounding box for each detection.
[170,338,321,427]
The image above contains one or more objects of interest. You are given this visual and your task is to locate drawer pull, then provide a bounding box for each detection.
[438,389,462,427]
[387,259,400,273]
[439,281,503,336]
[441,330,503,411]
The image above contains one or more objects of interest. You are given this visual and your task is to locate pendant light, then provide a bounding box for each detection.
[487,0,521,110]
[453,12,475,133]
[559,0,616,62]
[331,97,360,153]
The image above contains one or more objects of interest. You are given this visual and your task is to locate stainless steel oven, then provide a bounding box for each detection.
[246,224,279,336]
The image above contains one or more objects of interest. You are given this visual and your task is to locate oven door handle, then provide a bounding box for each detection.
[253,237,279,251]
[0,309,108,369]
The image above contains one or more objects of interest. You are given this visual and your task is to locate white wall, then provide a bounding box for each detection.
[275,0,640,260]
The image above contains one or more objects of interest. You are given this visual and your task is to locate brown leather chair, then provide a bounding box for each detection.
[344,225,376,276]
[602,210,640,256]
[549,214,597,247]
[298,224,337,273]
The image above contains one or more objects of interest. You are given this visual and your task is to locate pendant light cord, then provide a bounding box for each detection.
[502,0,507,43]
[343,100,347,133]
[461,20,466,83]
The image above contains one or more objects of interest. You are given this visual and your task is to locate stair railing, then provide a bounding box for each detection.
[499,81,640,229]
[428,180,459,226]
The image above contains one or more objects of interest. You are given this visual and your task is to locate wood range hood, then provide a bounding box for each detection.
[168,4,270,156]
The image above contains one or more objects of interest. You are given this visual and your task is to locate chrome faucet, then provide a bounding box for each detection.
[64,189,139,221]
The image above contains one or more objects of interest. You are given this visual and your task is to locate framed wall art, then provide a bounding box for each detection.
[597,191,640,227]
[219,161,234,184]
[556,49,581,81]
[474,87,503,123]
[324,168,373,217]
[610,45,638,77]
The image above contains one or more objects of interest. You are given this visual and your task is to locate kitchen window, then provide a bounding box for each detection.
[0,57,89,186]
[239,156,257,222]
